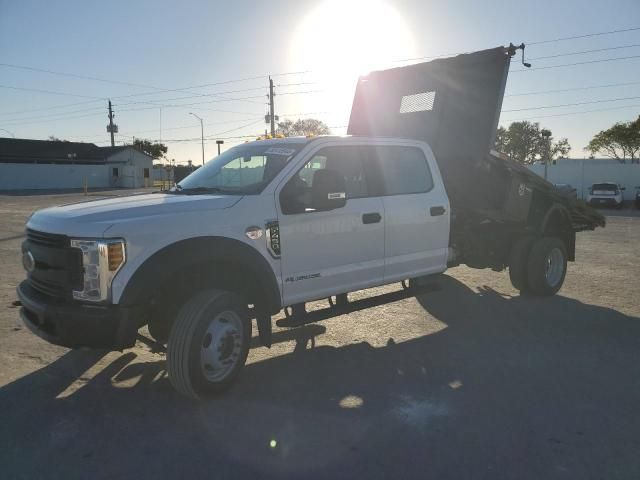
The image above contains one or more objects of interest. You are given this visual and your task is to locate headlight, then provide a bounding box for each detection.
[70,238,126,302]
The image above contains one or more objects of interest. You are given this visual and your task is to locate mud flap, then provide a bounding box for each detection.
[256,313,272,348]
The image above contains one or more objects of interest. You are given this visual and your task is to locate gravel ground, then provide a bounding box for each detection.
[1,190,639,480]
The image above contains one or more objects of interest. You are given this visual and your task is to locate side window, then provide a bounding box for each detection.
[280,146,370,214]
[377,146,433,195]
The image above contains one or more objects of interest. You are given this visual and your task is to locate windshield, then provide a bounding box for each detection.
[175,143,303,194]
[592,183,618,193]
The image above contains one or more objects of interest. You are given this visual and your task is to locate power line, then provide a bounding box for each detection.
[502,95,640,112]
[511,55,640,72]
[0,99,103,117]
[0,62,166,90]
[3,27,637,117]
[115,116,264,137]
[501,103,640,122]
[113,85,268,107]
[528,43,640,60]
[527,26,640,46]
[0,84,105,99]
[150,119,264,143]
[277,90,326,96]
[394,28,640,63]
[0,110,109,127]
[505,81,640,97]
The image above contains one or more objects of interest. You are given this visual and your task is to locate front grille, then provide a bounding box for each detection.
[26,229,69,248]
[25,229,77,300]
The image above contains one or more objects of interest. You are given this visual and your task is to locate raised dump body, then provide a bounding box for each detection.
[347,45,604,236]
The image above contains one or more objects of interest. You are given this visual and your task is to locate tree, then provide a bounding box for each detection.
[131,138,168,160]
[585,116,640,163]
[495,121,571,165]
[277,118,331,137]
[48,136,68,142]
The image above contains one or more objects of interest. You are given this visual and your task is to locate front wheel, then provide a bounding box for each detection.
[526,237,567,296]
[167,289,251,399]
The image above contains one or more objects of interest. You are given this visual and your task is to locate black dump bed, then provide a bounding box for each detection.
[348,46,604,232]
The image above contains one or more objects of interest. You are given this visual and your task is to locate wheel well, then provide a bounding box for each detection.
[119,237,281,316]
[147,260,264,322]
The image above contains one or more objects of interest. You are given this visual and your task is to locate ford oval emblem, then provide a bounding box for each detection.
[22,250,35,273]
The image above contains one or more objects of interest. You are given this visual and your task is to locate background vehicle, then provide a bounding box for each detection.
[16,45,605,398]
[554,183,578,200]
[635,187,640,209]
[587,182,625,209]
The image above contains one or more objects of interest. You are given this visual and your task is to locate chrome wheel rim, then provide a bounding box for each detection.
[545,247,564,287]
[200,310,243,382]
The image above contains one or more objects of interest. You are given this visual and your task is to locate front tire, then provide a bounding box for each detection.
[167,289,251,399]
[526,237,567,296]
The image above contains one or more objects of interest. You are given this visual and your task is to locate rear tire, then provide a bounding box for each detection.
[167,289,251,399]
[526,237,567,296]
[508,236,535,292]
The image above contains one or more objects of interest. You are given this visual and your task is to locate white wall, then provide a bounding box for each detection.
[0,163,112,190]
[528,162,640,201]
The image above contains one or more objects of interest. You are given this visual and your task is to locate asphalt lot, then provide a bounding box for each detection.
[1,190,639,480]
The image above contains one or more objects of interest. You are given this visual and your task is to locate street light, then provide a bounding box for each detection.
[216,139,224,156]
[189,112,205,166]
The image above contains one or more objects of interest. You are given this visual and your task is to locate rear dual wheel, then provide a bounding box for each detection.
[509,236,567,296]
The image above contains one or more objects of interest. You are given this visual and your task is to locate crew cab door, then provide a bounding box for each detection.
[376,144,450,281]
[276,143,385,306]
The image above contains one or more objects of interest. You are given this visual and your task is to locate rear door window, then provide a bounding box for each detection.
[375,146,434,195]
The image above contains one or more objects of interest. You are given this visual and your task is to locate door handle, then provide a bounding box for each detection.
[362,212,382,224]
[430,206,446,216]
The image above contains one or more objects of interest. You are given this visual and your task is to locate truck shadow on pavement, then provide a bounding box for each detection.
[2,275,640,479]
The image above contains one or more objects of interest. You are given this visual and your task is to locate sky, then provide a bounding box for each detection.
[0,0,639,164]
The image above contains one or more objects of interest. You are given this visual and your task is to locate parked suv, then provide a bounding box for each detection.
[587,182,624,209]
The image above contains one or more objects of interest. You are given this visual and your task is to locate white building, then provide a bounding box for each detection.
[528,158,640,201]
[0,138,153,190]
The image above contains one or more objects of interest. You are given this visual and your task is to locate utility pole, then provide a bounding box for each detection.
[190,112,205,165]
[541,129,551,181]
[268,76,276,136]
[107,100,117,147]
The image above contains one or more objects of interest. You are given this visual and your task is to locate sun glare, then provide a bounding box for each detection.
[289,0,417,128]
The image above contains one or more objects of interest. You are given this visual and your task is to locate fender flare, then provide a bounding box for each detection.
[540,203,571,233]
[118,236,281,314]
[540,203,576,261]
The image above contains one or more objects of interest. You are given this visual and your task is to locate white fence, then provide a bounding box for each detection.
[0,163,112,190]
[528,162,640,201]
[0,163,151,190]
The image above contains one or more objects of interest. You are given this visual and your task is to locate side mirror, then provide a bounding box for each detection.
[311,169,346,211]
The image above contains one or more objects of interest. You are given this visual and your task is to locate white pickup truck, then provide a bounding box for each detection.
[17,45,604,398]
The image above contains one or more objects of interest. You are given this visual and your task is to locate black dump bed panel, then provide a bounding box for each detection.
[348,46,604,231]
[348,46,509,167]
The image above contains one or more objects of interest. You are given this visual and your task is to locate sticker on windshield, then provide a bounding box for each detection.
[264,147,297,156]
